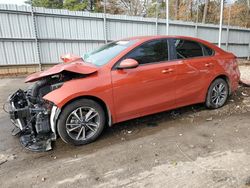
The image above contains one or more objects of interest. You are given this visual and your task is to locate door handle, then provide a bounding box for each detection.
[162,68,173,74]
[205,63,213,67]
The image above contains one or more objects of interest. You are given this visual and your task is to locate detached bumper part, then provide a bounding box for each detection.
[240,78,250,87]
[19,134,52,152]
[8,89,56,152]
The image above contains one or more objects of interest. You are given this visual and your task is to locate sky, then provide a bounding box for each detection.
[0,0,26,5]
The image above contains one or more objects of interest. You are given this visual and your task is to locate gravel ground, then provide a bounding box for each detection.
[0,66,249,188]
[239,65,250,80]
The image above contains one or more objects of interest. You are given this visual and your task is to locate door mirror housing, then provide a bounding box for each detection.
[118,59,139,69]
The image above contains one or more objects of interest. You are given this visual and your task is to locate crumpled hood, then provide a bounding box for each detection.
[25,60,98,83]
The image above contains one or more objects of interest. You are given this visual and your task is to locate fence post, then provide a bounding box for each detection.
[248,42,250,60]
[166,0,169,35]
[155,1,159,35]
[225,27,230,51]
[226,6,231,51]
[103,0,108,44]
[218,0,224,47]
[31,6,42,71]
[195,0,199,37]
[195,25,198,37]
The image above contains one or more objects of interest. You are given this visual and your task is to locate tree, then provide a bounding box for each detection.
[189,0,193,21]
[93,0,125,14]
[174,0,180,20]
[118,0,148,16]
[146,0,166,18]
[202,0,209,23]
[24,0,250,28]
[228,0,250,27]
[63,0,88,11]
[25,0,63,8]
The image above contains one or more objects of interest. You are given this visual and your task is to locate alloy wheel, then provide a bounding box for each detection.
[211,82,227,107]
[65,107,100,141]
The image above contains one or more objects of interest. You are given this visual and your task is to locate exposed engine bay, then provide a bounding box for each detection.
[8,71,84,152]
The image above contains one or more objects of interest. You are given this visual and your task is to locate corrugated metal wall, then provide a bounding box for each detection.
[0,4,250,66]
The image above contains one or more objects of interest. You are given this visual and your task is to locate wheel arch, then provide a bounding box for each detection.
[203,74,230,103]
[211,74,231,94]
[204,74,230,109]
[58,95,113,127]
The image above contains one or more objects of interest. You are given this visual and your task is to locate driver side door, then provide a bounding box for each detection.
[111,39,177,123]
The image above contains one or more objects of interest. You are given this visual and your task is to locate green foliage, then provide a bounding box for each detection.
[25,0,63,8]
[147,0,166,18]
[63,0,88,11]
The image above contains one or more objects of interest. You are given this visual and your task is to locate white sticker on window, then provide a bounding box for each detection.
[116,41,129,45]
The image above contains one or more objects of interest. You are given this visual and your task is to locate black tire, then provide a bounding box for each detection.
[205,78,229,109]
[57,99,105,146]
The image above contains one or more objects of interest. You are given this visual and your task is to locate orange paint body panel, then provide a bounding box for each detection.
[25,60,98,82]
[37,35,240,124]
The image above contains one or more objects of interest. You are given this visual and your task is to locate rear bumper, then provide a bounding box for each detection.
[230,70,240,92]
[231,79,239,92]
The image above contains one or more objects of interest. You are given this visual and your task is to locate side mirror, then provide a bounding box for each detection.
[118,59,139,69]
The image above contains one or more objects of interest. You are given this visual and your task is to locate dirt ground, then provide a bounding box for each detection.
[0,65,250,188]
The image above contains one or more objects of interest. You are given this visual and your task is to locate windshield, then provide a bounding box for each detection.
[83,40,137,66]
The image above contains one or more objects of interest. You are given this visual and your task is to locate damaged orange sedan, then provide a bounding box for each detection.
[8,36,240,151]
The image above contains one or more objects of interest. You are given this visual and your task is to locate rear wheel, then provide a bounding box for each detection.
[205,78,229,109]
[57,99,105,145]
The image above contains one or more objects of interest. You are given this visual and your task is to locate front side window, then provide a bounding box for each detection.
[174,39,203,59]
[122,39,169,65]
[83,40,137,66]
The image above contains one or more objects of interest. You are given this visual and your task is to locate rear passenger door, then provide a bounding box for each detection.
[171,38,216,106]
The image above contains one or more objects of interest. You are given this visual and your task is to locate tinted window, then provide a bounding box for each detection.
[123,40,168,65]
[83,40,137,66]
[174,39,203,59]
[203,45,214,56]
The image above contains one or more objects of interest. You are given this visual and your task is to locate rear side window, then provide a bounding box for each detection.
[202,45,214,56]
[174,39,203,59]
[123,39,169,65]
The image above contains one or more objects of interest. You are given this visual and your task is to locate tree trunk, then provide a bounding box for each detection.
[202,0,209,23]
[246,0,250,27]
[175,0,179,20]
[190,0,193,21]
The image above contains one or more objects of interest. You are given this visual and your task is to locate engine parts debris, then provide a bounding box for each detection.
[7,71,85,152]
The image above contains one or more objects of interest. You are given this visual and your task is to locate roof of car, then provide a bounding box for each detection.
[123,35,202,41]
[122,35,225,53]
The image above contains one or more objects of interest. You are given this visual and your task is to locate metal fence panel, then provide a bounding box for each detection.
[0,5,250,66]
[229,29,250,44]
[0,41,37,65]
[167,23,196,37]
[39,41,103,64]
[228,45,250,57]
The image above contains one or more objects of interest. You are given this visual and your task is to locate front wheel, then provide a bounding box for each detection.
[57,99,105,146]
[205,78,229,109]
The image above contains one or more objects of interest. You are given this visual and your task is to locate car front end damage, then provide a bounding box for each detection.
[8,78,62,152]
[7,57,98,152]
